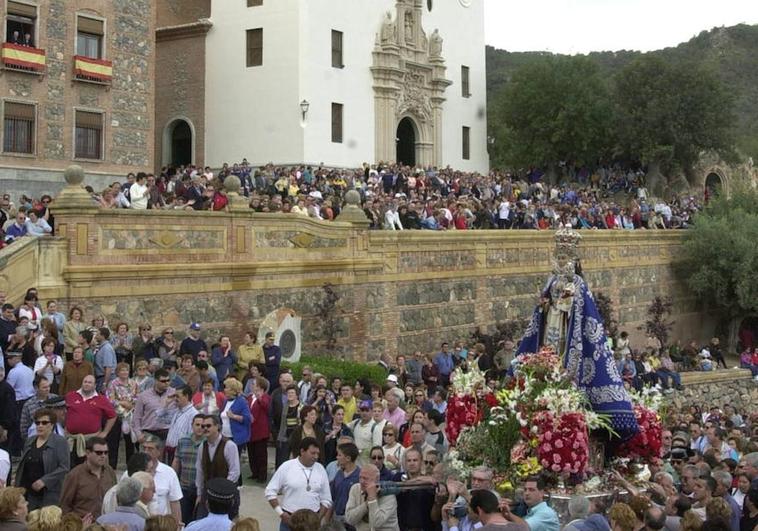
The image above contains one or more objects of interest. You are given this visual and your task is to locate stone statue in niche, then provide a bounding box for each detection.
[380,12,396,43]
[405,12,414,43]
[430,29,443,57]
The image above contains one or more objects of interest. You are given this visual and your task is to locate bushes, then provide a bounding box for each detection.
[282,355,387,384]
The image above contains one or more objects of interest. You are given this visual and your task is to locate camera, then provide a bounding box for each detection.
[447,502,468,519]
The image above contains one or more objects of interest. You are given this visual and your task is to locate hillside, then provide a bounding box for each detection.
[486,24,758,160]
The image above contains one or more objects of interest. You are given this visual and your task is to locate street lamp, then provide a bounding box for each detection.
[300,99,310,121]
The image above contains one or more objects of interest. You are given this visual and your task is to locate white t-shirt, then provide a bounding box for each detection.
[220,401,233,438]
[149,462,183,515]
[0,448,10,486]
[264,458,332,513]
[33,354,64,384]
[129,182,149,210]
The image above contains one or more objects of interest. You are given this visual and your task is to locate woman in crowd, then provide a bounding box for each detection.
[174,354,200,392]
[111,322,134,369]
[0,487,28,531]
[132,324,157,361]
[400,408,426,448]
[62,307,86,359]
[242,362,262,397]
[32,339,63,393]
[236,331,263,381]
[59,346,93,396]
[309,384,335,427]
[732,472,751,508]
[36,320,61,358]
[324,405,353,464]
[221,377,251,463]
[193,379,224,416]
[14,408,69,510]
[288,405,325,462]
[381,424,405,472]
[422,354,439,392]
[212,336,237,382]
[26,505,61,531]
[369,446,394,481]
[156,327,178,365]
[106,362,138,469]
[133,359,153,392]
[247,377,271,483]
[144,515,178,531]
[354,378,371,401]
[90,314,108,332]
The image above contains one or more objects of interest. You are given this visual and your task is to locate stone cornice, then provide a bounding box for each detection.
[156,19,213,42]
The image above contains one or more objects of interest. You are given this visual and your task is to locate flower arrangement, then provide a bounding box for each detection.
[616,404,663,461]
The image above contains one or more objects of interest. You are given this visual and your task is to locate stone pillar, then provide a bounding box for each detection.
[53,165,100,262]
[335,190,370,227]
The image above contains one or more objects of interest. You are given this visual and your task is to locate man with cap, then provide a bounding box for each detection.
[385,374,399,389]
[180,323,208,361]
[349,401,383,462]
[96,476,148,531]
[184,478,237,531]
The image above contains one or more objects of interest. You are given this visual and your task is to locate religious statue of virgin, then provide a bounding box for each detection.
[517,229,638,440]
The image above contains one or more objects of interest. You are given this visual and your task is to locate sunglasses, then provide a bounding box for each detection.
[34,420,51,425]
[202,424,213,429]
[371,455,384,460]
[424,460,436,466]
[164,331,173,335]
[158,379,171,383]
[93,450,109,455]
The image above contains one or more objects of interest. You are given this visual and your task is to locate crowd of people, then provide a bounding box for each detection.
[0,284,756,531]
[1,161,704,245]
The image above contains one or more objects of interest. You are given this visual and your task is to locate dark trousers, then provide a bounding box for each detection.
[275,441,290,469]
[180,486,197,525]
[106,417,136,470]
[11,398,30,456]
[247,439,268,481]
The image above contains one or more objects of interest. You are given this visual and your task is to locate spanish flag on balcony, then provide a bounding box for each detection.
[74,55,112,82]
[1,43,46,71]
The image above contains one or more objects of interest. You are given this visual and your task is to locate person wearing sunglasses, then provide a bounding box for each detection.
[59,436,116,520]
[14,407,70,509]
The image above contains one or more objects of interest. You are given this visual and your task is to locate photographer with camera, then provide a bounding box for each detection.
[469,489,528,530]
[344,463,400,530]
[440,466,496,531]
[500,475,559,531]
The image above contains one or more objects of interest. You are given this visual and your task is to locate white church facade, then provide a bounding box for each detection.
[156,0,489,172]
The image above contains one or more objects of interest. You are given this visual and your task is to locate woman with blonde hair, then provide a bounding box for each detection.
[27,505,62,531]
[680,510,703,531]
[144,515,177,531]
[608,502,637,531]
[231,517,261,531]
[0,487,28,530]
[221,377,252,475]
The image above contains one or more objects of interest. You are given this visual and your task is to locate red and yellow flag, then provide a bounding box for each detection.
[74,55,112,82]
[1,43,46,71]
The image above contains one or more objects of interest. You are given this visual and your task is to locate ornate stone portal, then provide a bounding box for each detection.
[372,0,452,166]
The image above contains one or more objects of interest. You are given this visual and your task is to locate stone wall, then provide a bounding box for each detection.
[674,370,757,415]
[13,197,712,361]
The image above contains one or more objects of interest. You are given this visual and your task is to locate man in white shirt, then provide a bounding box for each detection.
[165,386,198,461]
[266,436,332,530]
[5,351,35,455]
[349,401,383,463]
[129,173,149,210]
[142,435,183,526]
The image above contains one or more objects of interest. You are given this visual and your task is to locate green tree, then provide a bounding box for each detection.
[613,56,737,183]
[678,186,758,337]
[489,55,614,171]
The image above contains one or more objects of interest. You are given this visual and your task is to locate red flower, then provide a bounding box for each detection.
[617,405,663,461]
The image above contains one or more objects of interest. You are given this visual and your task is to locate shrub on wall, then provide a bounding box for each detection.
[283,355,387,385]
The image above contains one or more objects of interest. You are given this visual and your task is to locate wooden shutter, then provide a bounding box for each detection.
[331,103,343,143]
[77,16,104,36]
[4,102,35,120]
[76,110,103,129]
[247,0,263,6]
[461,66,470,97]
[7,1,37,18]
[462,126,470,160]
[246,28,263,67]
[331,30,343,68]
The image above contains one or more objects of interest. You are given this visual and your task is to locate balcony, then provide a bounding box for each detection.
[1,42,46,74]
[73,55,112,85]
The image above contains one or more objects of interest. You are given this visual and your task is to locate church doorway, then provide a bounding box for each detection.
[705,172,723,198]
[168,119,193,166]
[396,117,417,166]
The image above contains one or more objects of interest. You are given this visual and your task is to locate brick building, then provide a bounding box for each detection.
[0,0,155,199]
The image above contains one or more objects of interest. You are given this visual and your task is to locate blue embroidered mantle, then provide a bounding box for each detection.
[518,274,639,440]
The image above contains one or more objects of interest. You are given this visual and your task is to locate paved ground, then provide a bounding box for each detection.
[238,465,279,529]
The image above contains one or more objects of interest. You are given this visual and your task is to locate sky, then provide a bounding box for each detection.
[484,0,758,54]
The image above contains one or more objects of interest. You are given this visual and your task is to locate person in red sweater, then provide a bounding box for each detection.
[64,374,117,466]
[247,376,271,483]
